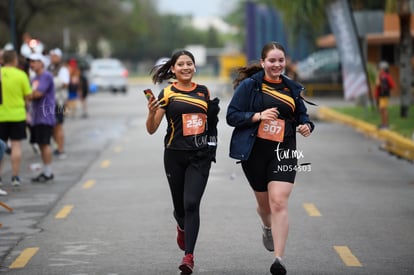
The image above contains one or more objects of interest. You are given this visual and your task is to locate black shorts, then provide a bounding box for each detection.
[55,104,65,124]
[29,124,53,145]
[0,121,27,141]
[241,137,297,192]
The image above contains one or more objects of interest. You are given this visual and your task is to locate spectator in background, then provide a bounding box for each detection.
[0,139,8,195]
[0,49,4,65]
[375,61,395,129]
[48,48,69,159]
[20,32,44,59]
[18,54,30,76]
[27,53,56,183]
[66,59,81,117]
[79,66,89,118]
[0,50,32,188]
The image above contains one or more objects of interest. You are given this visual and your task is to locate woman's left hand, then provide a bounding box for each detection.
[297,124,311,137]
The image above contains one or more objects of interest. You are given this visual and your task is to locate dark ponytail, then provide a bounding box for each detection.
[150,50,195,84]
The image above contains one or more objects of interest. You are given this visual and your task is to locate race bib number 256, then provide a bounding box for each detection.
[182,113,206,136]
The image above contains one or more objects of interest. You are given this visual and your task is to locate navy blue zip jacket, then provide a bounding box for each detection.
[226,70,315,161]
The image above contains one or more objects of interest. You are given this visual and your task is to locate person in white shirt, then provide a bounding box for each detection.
[48,48,70,159]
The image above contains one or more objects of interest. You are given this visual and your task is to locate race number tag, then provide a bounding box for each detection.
[257,119,285,142]
[182,113,206,136]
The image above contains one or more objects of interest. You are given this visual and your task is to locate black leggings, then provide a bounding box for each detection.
[164,148,212,254]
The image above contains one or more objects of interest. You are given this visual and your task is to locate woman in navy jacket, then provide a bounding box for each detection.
[226,42,314,275]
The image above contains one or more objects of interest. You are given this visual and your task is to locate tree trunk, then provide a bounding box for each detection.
[398,0,412,118]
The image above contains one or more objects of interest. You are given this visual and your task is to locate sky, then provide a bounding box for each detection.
[157,0,239,18]
[156,0,239,33]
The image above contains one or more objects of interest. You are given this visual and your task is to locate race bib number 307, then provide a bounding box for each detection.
[257,119,285,142]
[182,113,206,136]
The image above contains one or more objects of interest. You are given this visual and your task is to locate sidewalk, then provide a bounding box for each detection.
[312,97,414,162]
[0,92,134,261]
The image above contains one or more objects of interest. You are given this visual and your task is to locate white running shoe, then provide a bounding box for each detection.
[262,225,274,251]
[0,188,8,196]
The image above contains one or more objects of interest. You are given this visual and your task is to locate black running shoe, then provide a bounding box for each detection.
[31,173,54,183]
[11,176,21,187]
[270,257,286,275]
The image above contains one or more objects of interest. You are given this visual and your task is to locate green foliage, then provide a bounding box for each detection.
[334,105,414,138]
[222,2,246,46]
[0,0,226,61]
[250,0,392,50]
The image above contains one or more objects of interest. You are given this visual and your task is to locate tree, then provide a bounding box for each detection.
[0,0,227,61]
[0,0,122,52]
[264,0,327,45]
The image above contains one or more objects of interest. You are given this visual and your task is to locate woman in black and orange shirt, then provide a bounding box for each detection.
[146,50,219,275]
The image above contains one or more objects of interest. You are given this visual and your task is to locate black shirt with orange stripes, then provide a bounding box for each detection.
[159,82,210,150]
[261,77,296,137]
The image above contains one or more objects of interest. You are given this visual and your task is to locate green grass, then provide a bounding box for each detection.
[333,104,414,138]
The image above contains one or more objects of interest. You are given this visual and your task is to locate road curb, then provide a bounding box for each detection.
[317,106,414,162]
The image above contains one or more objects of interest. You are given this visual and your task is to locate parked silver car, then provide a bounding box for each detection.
[89,58,128,93]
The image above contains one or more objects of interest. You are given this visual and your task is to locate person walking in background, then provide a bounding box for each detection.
[48,48,69,159]
[79,65,89,118]
[0,50,32,188]
[20,32,36,58]
[27,53,56,183]
[375,61,395,129]
[226,42,314,275]
[0,49,4,65]
[146,50,219,275]
[66,59,81,117]
[0,139,7,195]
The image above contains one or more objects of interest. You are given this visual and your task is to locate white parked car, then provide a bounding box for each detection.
[89,58,128,93]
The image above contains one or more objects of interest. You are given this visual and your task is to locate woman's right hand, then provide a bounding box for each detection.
[146,96,165,134]
[260,107,279,120]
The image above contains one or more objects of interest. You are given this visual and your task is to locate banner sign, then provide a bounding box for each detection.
[326,0,369,100]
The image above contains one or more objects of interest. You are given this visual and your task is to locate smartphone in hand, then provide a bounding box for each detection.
[143,89,154,101]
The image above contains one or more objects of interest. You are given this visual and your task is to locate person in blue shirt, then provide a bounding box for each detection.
[226,41,314,275]
[27,53,56,183]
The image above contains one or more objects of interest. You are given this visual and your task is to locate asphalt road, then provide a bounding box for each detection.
[0,79,413,275]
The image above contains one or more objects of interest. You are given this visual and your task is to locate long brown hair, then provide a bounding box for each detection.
[232,41,286,89]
